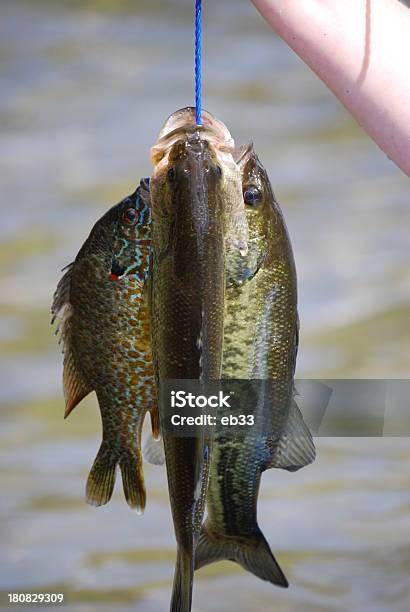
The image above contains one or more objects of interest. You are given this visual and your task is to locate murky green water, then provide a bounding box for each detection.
[1,1,409,610]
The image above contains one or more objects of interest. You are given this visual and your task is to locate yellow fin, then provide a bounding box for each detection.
[52,263,92,418]
[150,406,161,440]
[86,442,117,507]
[62,316,92,418]
[120,449,146,513]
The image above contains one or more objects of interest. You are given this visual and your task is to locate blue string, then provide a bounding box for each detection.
[195,0,202,126]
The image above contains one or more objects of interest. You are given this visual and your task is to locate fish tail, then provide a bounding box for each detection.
[86,442,146,512]
[86,441,117,507]
[119,447,146,513]
[195,524,288,588]
[170,547,194,612]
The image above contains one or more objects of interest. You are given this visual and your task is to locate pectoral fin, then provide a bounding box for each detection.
[266,399,316,471]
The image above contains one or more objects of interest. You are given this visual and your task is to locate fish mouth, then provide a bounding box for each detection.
[151,107,249,256]
[151,107,234,165]
[167,136,223,255]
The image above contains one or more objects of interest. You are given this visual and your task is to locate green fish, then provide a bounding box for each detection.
[149,107,248,612]
[51,179,158,512]
[195,145,315,585]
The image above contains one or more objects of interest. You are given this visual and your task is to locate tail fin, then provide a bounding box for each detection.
[171,548,194,612]
[86,441,117,507]
[195,525,288,588]
[119,448,146,513]
[86,442,146,512]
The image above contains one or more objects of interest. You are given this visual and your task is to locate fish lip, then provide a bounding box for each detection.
[157,107,232,143]
[151,107,235,165]
[168,133,214,164]
[186,131,208,154]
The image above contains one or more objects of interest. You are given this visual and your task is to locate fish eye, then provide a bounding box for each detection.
[168,167,176,182]
[122,207,138,225]
[243,185,262,206]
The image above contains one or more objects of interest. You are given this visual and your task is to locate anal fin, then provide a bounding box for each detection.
[150,406,161,440]
[63,347,92,418]
[86,441,117,506]
[267,399,316,471]
[120,448,146,513]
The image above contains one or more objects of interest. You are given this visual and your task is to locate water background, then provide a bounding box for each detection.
[0,1,409,610]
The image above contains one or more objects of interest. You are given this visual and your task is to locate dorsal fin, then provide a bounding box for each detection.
[51,263,73,325]
[234,142,254,167]
[51,264,93,417]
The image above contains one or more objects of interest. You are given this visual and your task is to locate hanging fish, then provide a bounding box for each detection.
[51,179,157,512]
[194,145,315,585]
[149,107,248,612]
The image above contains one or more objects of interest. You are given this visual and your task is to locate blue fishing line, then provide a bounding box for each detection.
[195,0,202,126]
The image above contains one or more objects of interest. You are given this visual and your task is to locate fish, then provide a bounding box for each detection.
[194,145,316,585]
[149,107,248,611]
[51,179,157,512]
